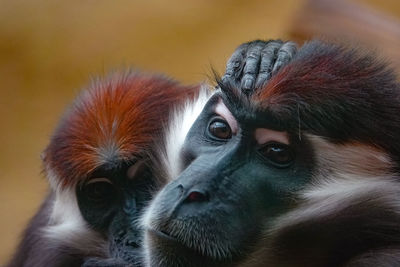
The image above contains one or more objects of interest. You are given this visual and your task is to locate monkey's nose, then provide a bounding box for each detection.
[169,185,211,219]
[184,190,209,203]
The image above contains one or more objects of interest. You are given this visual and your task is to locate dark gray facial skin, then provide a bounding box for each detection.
[77,162,157,266]
[144,91,315,267]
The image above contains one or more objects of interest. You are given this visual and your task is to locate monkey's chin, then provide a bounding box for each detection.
[145,228,235,267]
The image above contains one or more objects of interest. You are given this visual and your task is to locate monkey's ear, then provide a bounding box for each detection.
[40,151,46,161]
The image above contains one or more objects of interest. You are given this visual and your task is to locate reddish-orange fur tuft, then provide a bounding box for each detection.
[43,72,199,188]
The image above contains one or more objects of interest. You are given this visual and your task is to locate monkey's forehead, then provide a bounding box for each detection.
[220,40,400,152]
[43,71,199,188]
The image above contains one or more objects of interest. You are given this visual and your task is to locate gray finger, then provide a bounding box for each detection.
[240,43,264,92]
[255,41,282,89]
[272,41,298,74]
[222,43,249,84]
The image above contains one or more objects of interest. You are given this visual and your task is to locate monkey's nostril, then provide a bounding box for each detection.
[177,184,184,192]
[185,190,209,203]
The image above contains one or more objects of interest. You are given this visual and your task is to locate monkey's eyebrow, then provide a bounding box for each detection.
[255,128,289,145]
[216,78,245,109]
[215,100,238,134]
[126,160,146,180]
[86,177,113,185]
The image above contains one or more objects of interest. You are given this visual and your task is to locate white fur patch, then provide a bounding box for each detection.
[44,172,107,255]
[302,175,399,203]
[161,85,212,181]
[46,164,63,193]
[273,134,397,227]
[308,134,393,178]
[274,175,400,230]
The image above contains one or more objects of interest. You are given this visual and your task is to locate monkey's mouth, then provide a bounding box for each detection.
[147,228,179,244]
[147,228,207,258]
[147,227,235,267]
[147,221,241,262]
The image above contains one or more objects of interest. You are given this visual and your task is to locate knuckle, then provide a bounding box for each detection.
[242,74,254,80]
[257,73,269,79]
[228,60,241,68]
[278,54,290,61]
[244,68,256,74]
[247,51,259,60]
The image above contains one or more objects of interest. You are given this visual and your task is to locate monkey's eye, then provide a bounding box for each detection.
[208,118,232,140]
[259,143,294,167]
[83,178,116,202]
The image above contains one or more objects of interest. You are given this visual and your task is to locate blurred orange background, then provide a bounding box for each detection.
[1,0,399,263]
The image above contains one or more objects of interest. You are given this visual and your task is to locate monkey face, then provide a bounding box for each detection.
[143,40,400,267]
[76,160,156,264]
[143,92,315,266]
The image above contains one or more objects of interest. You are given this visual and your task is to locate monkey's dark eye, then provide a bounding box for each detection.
[259,143,294,167]
[208,118,232,140]
[83,178,116,202]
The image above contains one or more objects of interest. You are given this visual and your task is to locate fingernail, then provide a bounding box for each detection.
[244,79,253,89]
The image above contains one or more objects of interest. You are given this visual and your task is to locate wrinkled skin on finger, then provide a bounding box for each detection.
[222,40,297,95]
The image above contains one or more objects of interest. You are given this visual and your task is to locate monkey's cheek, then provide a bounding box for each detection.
[145,204,247,263]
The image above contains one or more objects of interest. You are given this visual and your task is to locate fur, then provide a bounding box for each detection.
[161,85,212,180]
[7,71,200,267]
[43,71,199,189]
[238,41,400,266]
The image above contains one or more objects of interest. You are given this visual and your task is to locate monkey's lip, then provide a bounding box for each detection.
[147,228,203,255]
[147,228,179,244]
[147,228,222,263]
[148,227,235,265]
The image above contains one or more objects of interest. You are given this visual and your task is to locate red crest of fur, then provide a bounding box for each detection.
[252,41,394,110]
[43,72,199,188]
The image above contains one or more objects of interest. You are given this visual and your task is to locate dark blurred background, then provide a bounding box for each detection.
[1,0,399,263]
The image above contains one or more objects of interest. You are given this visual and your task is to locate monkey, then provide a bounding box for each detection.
[6,40,296,267]
[6,71,202,267]
[141,40,400,267]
